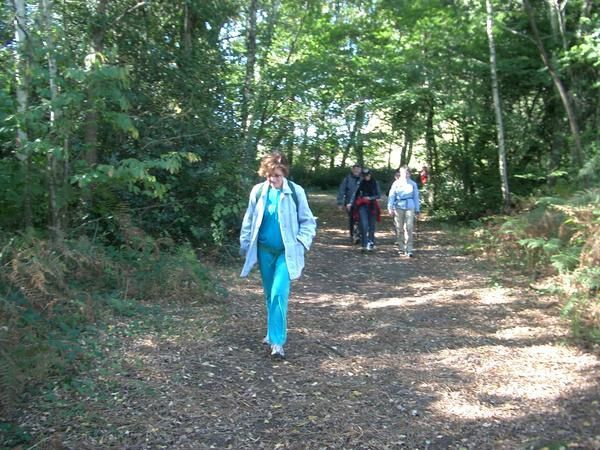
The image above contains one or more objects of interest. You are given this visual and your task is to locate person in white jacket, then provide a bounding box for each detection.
[387,166,420,257]
[240,152,316,359]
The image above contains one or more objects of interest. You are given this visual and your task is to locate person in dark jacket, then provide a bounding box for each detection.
[336,164,362,243]
[351,168,381,251]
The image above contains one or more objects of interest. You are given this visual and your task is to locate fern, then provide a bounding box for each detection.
[573,267,600,292]
[550,247,581,274]
[569,188,600,207]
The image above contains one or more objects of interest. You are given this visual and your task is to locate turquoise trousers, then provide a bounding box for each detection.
[258,247,291,346]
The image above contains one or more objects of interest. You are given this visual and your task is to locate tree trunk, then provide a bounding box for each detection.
[523,0,583,169]
[242,0,284,165]
[299,124,309,163]
[387,130,394,170]
[487,0,511,211]
[84,109,98,166]
[13,0,32,229]
[550,0,568,51]
[83,0,108,167]
[400,129,413,168]
[241,0,257,159]
[353,104,366,167]
[461,124,475,195]
[329,149,336,169]
[425,101,439,208]
[40,0,63,241]
[341,120,352,167]
[182,1,193,56]
[285,121,295,167]
[399,131,408,167]
[579,0,593,36]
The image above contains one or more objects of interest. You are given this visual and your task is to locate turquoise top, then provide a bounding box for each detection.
[240,179,317,280]
[258,187,285,251]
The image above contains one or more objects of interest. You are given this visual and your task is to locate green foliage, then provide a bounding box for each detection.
[430,176,503,221]
[291,166,396,194]
[563,292,600,343]
[292,166,352,190]
[1,0,598,249]
[72,152,200,199]
[0,232,225,419]
[579,142,600,184]
[550,246,582,274]
[117,242,227,303]
[0,421,32,447]
[210,186,246,248]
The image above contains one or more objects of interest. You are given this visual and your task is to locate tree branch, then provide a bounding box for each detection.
[115,1,147,24]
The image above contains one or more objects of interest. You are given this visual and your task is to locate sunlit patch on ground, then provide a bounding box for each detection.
[364,294,435,308]
[477,286,512,304]
[425,344,599,420]
[495,325,556,340]
[319,354,402,376]
[340,331,378,342]
[131,336,158,351]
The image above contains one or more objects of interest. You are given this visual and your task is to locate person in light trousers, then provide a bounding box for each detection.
[387,166,420,257]
[240,152,317,359]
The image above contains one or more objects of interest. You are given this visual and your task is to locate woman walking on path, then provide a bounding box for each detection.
[351,168,381,251]
[239,152,317,359]
[388,166,420,257]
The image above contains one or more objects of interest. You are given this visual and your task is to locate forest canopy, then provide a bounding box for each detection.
[0,0,597,240]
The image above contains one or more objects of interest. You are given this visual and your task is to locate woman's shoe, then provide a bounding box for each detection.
[262,337,271,355]
[270,344,285,359]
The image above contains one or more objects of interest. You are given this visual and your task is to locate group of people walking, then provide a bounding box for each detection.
[337,164,421,256]
[337,165,383,251]
[239,152,422,360]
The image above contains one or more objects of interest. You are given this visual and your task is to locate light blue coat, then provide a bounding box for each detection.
[387,179,420,213]
[240,179,317,280]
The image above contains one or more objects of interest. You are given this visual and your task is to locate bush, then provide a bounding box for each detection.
[0,232,225,417]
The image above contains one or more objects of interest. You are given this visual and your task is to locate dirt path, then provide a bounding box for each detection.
[16,193,600,449]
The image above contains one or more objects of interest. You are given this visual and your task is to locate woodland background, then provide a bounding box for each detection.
[0,0,598,444]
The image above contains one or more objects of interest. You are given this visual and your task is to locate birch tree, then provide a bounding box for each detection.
[241,0,257,166]
[13,0,32,227]
[40,0,62,240]
[523,0,583,169]
[83,0,108,167]
[486,0,511,211]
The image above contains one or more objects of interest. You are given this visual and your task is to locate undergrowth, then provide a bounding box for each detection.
[0,231,226,445]
[460,188,599,344]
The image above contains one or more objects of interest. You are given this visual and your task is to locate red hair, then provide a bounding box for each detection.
[258,152,289,177]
